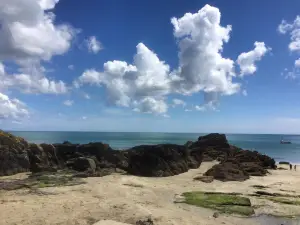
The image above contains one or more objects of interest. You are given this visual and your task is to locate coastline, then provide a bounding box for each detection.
[1,131,300,225]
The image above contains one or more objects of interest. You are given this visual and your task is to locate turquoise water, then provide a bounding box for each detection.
[9,131,300,164]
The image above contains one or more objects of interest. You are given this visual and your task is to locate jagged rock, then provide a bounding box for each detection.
[28,143,58,173]
[0,130,30,176]
[126,144,196,177]
[205,162,250,182]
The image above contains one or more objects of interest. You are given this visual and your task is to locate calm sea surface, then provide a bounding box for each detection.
[9,131,300,164]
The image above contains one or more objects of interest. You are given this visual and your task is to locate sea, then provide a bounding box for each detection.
[9,131,300,164]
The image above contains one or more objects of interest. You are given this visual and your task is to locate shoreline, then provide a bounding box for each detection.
[1,162,300,225]
[1,131,300,224]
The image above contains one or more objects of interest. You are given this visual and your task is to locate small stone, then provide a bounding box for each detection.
[213,212,219,218]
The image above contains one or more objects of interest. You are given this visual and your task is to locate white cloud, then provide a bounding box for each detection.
[68,65,74,70]
[195,101,218,112]
[38,0,59,10]
[0,63,68,94]
[86,36,102,54]
[0,92,29,120]
[75,4,268,115]
[295,58,300,68]
[237,42,270,76]
[172,98,186,107]
[278,16,300,52]
[63,100,73,106]
[77,43,170,113]
[0,0,76,61]
[133,97,168,114]
[170,4,240,96]
[0,0,76,96]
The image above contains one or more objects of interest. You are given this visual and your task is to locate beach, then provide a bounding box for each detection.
[1,162,300,225]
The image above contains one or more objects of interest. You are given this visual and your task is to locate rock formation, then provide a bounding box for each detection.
[0,130,276,180]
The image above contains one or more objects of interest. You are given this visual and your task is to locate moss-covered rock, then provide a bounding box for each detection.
[179,191,255,216]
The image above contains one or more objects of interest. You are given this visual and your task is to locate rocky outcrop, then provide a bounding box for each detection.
[0,131,276,179]
[125,144,203,177]
[28,143,59,173]
[205,161,250,182]
[0,131,30,176]
[189,133,230,162]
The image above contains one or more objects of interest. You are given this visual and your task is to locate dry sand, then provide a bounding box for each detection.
[1,162,300,225]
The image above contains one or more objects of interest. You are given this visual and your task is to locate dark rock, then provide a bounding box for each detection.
[71,157,96,172]
[197,133,230,148]
[193,175,214,183]
[0,131,30,176]
[136,218,154,225]
[28,143,58,173]
[229,150,276,169]
[205,162,250,182]
[189,134,231,162]
[126,144,201,177]
[213,212,220,218]
[240,162,267,176]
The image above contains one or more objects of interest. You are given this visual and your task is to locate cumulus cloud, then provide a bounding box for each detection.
[0,92,29,120]
[278,16,300,52]
[76,43,171,113]
[133,97,168,114]
[0,63,67,94]
[63,100,73,106]
[237,42,270,76]
[172,98,186,107]
[86,36,102,54]
[75,4,268,114]
[0,0,76,96]
[0,0,76,61]
[170,5,240,96]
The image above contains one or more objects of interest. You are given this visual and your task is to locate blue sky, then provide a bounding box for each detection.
[1,0,300,133]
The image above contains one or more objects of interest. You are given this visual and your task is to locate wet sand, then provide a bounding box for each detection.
[1,162,300,225]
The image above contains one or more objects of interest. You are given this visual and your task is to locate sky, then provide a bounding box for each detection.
[1,0,300,134]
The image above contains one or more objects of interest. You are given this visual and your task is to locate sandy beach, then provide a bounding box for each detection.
[1,162,300,225]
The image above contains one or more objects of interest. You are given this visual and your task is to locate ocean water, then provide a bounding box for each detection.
[9,131,300,164]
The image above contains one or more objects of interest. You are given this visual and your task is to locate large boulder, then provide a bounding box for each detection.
[190,134,231,162]
[125,144,195,177]
[204,161,250,182]
[71,157,96,172]
[27,143,59,173]
[0,131,30,176]
[197,133,230,148]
